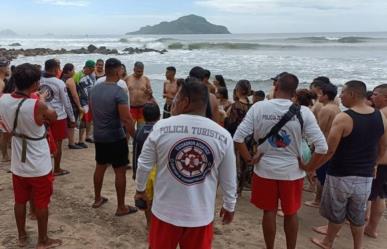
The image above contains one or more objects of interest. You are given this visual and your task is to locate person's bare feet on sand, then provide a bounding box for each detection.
[18,235,28,247]
[364,226,378,238]
[311,237,333,249]
[312,225,341,237]
[36,238,62,249]
[92,197,108,208]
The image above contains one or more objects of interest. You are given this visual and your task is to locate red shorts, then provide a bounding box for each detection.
[130,106,144,124]
[12,173,54,209]
[82,111,93,123]
[149,214,213,249]
[50,118,68,141]
[251,174,303,215]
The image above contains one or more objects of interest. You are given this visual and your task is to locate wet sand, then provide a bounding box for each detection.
[1,144,386,249]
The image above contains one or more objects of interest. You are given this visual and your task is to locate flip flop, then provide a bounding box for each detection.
[54,170,70,177]
[115,206,138,216]
[304,201,320,208]
[92,197,108,208]
[311,238,333,249]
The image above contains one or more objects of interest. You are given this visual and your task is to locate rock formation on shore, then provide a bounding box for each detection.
[0,44,167,61]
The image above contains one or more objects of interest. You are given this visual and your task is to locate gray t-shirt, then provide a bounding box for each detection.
[90,82,128,143]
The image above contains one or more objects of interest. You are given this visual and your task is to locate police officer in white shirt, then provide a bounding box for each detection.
[135,77,237,249]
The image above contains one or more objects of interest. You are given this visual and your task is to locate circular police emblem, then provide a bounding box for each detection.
[168,138,214,185]
[39,85,54,102]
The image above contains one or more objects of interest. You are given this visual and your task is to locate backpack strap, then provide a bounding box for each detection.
[258,104,302,145]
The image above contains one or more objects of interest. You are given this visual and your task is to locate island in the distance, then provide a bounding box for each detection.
[127,14,231,35]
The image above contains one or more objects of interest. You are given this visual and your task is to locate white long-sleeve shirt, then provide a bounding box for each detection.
[136,114,237,227]
[234,99,328,180]
[40,76,75,122]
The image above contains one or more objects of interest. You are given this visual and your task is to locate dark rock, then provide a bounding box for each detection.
[87,44,97,53]
[9,42,21,47]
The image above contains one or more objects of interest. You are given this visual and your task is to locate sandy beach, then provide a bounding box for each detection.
[1,143,386,249]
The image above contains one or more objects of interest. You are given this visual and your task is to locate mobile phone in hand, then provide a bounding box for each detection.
[135,199,147,210]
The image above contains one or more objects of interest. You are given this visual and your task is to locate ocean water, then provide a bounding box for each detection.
[2,32,387,104]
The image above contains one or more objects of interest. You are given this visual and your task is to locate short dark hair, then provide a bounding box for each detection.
[134,61,144,69]
[13,63,41,91]
[254,90,265,98]
[96,59,104,64]
[277,73,299,94]
[296,89,314,107]
[374,84,387,92]
[44,59,60,72]
[217,87,229,100]
[180,77,209,108]
[311,76,330,89]
[203,69,211,79]
[166,66,176,73]
[189,66,206,81]
[345,80,367,98]
[215,75,226,88]
[143,102,160,122]
[62,63,74,75]
[105,58,122,76]
[235,80,251,96]
[321,83,338,101]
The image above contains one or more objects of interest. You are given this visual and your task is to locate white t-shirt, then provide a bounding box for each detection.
[136,114,237,227]
[0,94,52,177]
[40,76,75,122]
[234,99,328,180]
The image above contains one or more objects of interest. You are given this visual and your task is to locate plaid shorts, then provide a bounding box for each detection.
[320,175,373,226]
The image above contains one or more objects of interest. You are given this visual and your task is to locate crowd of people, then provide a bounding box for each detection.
[0,56,386,249]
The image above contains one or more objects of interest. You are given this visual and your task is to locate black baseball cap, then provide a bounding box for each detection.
[271,72,288,81]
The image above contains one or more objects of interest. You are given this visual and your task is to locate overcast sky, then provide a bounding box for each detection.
[1,0,387,35]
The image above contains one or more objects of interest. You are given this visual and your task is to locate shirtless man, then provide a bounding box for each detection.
[310,77,331,117]
[189,66,220,124]
[203,69,216,94]
[0,58,11,162]
[162,66,178,119]
[305,83,340,209]
[125,61,154,127]
[365,84,387,238]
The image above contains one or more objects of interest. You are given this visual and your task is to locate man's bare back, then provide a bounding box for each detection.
[318,103,341,138]
[163,79,178,105]
[126,74,153,107]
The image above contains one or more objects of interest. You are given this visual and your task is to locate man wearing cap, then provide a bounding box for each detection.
[0,58,11,162]
[267,72,288,100]
[74,60,96,148]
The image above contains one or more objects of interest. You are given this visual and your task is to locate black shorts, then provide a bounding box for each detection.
[369,165,387,200]
[95,138,129,168]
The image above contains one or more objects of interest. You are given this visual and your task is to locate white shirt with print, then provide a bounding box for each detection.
[234,99,328,181]
[136,114,237,227]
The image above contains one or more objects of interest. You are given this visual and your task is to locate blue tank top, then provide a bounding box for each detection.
[328,109,384,177]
